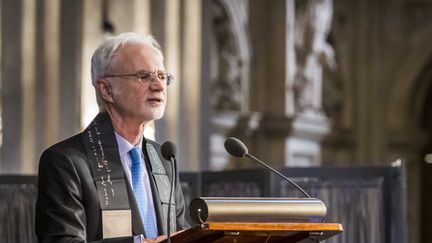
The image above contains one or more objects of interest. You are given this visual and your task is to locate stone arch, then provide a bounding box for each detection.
[387,25,432,132]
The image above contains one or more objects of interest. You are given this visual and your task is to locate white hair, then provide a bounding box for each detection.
[91,32,163,85]
[90,32,163,110]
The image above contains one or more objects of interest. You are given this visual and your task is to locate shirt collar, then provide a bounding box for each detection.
[114,132,143,157]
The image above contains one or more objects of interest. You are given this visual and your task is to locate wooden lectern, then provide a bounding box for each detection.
[159,222,343,243]
[160,197,343,242]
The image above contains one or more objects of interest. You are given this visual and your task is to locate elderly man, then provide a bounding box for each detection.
[36,32,188,242]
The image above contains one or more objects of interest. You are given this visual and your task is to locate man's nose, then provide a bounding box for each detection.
[149,77,165,90]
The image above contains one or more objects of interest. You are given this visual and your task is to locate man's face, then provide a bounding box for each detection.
[103,43,167,123]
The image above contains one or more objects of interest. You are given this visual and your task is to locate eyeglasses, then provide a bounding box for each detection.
[103,70,173,86]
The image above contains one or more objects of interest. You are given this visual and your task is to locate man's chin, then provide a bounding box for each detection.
[150,109,165,121]
[152,114,164,120]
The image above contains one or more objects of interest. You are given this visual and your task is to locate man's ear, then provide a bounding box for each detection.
[96,79,114,103]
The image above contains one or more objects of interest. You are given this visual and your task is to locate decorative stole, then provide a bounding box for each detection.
[82,112,175,238]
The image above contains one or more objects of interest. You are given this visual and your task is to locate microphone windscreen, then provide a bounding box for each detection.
[161,141,177,160]
[224,137,248,158]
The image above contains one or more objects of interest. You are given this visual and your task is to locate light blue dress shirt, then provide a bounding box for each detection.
[115,132,158,241]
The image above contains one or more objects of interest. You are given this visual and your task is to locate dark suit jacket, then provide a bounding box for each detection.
[35,114,188,243]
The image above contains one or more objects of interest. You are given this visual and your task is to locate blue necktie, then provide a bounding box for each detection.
[129,147,158,238]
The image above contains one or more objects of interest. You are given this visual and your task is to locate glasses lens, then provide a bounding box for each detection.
[137,71,172,85]
[157,73,167,80]
[138,72,153,81]
[167,74,173,86]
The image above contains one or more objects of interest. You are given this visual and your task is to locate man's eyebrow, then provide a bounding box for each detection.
[136,70,150,73]
[137,69,167,74]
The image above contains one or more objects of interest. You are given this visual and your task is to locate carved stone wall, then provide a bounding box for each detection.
[209,0,250,112]
[321,0,432,242]
[207,0,252,170]
[293,0,336,113]
[206,0,333,169]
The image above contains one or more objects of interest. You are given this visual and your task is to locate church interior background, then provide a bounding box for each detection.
[1,0,432,242]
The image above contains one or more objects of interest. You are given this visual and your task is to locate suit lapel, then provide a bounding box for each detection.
[142,139,167,235]
[124,176,145,235]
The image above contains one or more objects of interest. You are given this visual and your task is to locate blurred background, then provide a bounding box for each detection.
[1,0,431,242]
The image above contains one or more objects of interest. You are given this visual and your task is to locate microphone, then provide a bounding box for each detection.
[224,137,311,198]
[161,141,177,160]
[161,141,177,243]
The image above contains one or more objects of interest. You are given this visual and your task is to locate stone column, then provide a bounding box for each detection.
[248,0,290,166]
[35,0,62,171]
[1,0,25,172]
[0,0,79,173]
[177,0,202,171]
[248,0,332,167]
[58,0,84,140]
